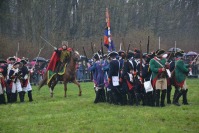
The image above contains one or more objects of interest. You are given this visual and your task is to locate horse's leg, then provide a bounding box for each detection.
[64,82,67,97]
[50,77,58,97]
[72,79,82,96]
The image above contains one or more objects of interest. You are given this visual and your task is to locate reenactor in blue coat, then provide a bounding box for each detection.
[142,54,154,106]
[121,51,135,105]
[108,51,121,105]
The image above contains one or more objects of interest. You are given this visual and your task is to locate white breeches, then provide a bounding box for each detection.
[22,81,32,92]
[12,81,22,93]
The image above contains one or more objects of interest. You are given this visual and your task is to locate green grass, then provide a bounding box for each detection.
[0,79,199,133]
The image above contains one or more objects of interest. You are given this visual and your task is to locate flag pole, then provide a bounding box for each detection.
[158,37,160,49]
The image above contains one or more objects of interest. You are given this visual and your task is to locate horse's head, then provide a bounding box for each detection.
[71,50,80,61]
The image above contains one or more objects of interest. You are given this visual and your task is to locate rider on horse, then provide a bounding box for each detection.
[47,41,72,80]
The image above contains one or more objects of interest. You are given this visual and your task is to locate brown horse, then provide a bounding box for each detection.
[38,50,82,97]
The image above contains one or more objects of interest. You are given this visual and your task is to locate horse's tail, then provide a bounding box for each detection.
[38,72,47,90]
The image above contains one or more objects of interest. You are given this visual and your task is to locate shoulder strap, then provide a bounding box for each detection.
[153,58,164,68]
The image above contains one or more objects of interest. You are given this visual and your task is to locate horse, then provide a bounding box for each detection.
[38,50,82,97]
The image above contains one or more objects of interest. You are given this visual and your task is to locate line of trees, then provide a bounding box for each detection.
[0,0,199,59]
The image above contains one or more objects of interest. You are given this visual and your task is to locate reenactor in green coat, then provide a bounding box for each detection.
[150,49,169,107]
[173,51,190,106]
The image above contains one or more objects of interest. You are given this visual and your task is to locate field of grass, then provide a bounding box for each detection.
[0,79,199,133]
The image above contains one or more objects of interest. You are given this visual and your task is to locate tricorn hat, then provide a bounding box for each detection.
[0,60,7,64]
[93,53,100,60]
[134,53,140,58]
[20,59,27,65]
[13,62,21,66]
[7,57,16,61]
[155,49,165,55]
[175,50,184,57]
[127,50,134,59]
[107,51,119,58]
[118,50,125,56]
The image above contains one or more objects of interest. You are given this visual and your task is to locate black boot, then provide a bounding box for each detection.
[128,92,133,106]
[122,94,127,105]
[101,88,106,102]
[173,87,179,103]
[0,94,5,104]
[28,91,33,102]
[161,90,166,107]
[94,90,100,104]
[11,93,17,103]
[167,85,172,104]
[155,89,160,107]
[19,92,24,103]
[6,93,12,103]
[14,92,18,102]
[106,89,110,103]
[112,90,119,105]
[108,90,113,104]
[182,89,188,105]
[22,91,26,102]
[173,89,182,106]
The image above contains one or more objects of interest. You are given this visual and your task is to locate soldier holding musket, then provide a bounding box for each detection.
[173,51,191,106]
[150,49,169,107]
[20,59,33,102]
[8,62,24,103]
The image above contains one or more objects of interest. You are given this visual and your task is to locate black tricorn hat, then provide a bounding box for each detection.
[134,53,140,58]
[118,50,125,56]
[134,48,140,53]
[175,50,184,57]
[0,60,7,63]
[8,57,16,61]
[127,50,134,59]
[155,49,165,55]
[13,62,21,66]
[20,59,27,65]
[107,51,119,57]
[103,54,107,58]
[93,53,100,60]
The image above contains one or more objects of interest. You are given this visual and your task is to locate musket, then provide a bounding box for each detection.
[16,42,19,59]
[101,38,104,58]
[139,41,143,83]
[40,36,55,49]
[91,42,94,54]
[32,44,45,69]
[125,42,131,61]
[190,54,199,65]
[147,36,150,54]
[82,46,88,62]
[122,38,126,53]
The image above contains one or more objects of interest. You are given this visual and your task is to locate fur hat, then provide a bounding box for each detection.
[62,41,68,47]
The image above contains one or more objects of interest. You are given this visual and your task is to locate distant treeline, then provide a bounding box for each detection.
[0,0,199,59]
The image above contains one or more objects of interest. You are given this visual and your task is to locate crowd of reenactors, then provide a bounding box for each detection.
[0,57,33,104]
[87,48,191,107]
